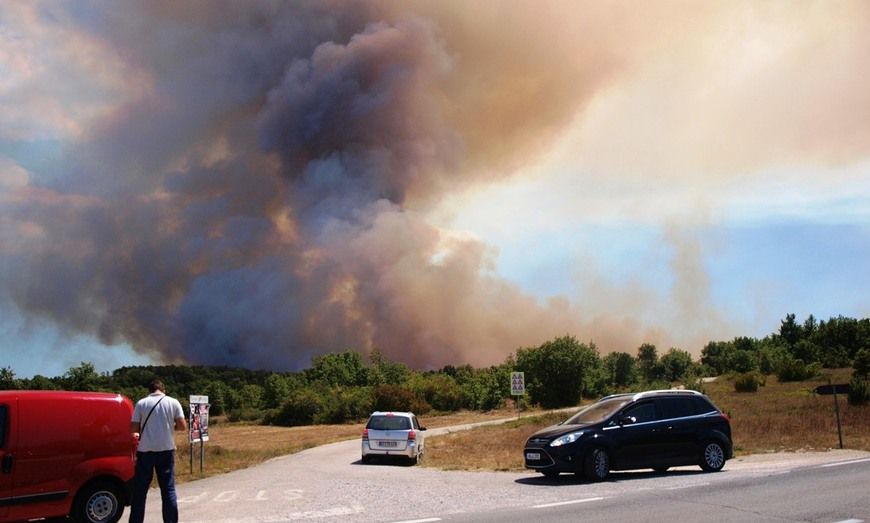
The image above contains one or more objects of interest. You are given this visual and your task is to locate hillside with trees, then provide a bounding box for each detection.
[2,314,868,423]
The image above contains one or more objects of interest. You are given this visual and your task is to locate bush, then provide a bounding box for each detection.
[776,358,820,382]
[734,373,760,393]
[372,384,430,414]
[270,388,321,426]
[848,377,869,406]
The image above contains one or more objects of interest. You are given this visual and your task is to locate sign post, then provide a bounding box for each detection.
[814,383,849,449]
[189,395,210,474]
[511,372,525,417]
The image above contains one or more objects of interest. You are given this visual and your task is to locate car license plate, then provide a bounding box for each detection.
[380,441,398,447]
[526,452,541,460]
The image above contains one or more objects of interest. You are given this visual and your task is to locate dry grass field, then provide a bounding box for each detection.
[171,369,868,482]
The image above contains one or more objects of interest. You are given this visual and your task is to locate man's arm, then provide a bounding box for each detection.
[175,416,188,431]
[130,421,140,434]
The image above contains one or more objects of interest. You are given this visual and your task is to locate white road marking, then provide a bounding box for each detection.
[390,518,442,523]
[832,519,863,523]
[664,482,710,490]
[533,497,605,509]
[820,458,870,468]
[214,490,239,502]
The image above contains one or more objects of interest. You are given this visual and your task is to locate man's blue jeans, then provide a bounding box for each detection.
[129,450,178,523]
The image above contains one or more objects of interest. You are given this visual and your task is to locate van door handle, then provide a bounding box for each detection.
[1,454,12,473]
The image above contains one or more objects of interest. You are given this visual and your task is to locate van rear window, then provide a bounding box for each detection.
[367,415,411,431]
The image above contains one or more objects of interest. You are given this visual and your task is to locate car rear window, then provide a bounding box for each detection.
[367,415,411,431]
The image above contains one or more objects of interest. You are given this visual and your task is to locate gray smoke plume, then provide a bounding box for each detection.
[0,1,625,370]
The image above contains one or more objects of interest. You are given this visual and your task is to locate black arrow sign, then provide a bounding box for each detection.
[814,384,850,395]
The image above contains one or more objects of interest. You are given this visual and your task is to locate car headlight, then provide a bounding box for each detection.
[550,431,585,447]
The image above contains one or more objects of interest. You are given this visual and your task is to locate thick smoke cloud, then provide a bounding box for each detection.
[0,1,615,369]
[8,2,864,371]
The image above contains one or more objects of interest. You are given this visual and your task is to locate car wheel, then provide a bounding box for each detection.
[700,441,726,472]
[584,448,610,482]
[72,481,123,523]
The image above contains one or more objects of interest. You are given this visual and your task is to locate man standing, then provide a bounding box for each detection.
[129,379,187,523]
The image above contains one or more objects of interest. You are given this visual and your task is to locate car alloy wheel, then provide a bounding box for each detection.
[701,441,725,472]
[585,448,610,481]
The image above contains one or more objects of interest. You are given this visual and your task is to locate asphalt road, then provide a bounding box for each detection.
[137,423,870,523]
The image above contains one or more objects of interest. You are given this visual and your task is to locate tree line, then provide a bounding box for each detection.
[2,314,868,423]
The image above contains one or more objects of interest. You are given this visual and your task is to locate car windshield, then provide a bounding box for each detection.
[367,415,411,430]
[562,397,633,425]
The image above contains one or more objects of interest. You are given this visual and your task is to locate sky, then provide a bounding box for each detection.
[1,1,868,379]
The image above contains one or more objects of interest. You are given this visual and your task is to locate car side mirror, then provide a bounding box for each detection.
[619,415,637,426]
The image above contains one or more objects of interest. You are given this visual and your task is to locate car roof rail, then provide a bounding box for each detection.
[599,392,635,401]
[632,389,702,401]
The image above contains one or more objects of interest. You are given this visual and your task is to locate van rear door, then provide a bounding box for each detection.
[0,400,15,519]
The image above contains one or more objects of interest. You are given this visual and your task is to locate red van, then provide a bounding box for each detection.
[0,391,136,523]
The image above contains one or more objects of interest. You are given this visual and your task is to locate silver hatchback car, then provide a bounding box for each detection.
[361,411,426,465]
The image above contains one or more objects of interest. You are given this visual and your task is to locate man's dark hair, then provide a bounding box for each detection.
[148,379,165,393]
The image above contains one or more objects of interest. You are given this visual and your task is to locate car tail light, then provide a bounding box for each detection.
[362,429,369,441]
[407,430,416,441]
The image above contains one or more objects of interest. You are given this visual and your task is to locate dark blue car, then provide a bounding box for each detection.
[524,389,733,480]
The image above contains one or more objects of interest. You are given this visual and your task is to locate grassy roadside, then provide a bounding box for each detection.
[172,369,868,482]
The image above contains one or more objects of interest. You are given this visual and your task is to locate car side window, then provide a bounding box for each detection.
[658,398,694,420]
[623,402,656,423]
[691,397,716,415]
[412,417,420,430]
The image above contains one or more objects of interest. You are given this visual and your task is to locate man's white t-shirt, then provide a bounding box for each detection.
[132,392,184,452]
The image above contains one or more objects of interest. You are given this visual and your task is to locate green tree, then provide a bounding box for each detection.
[308,351,368,387]
[637,343,666,383]
[602,352,636,388]
[779,313,801,348]
[516,336,599,408]
[701,341,735,375]
[367,349,410,385]
[63,362,103,391]
[853,348,870,378]
[0,367,18,390]
[262,374,297,409]
[660,348,694,382]
[731,350,758,373]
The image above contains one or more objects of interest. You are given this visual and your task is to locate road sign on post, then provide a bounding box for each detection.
[189,395,209,474]
[511,372,525,417]
[814,384,849,449]
[511,372,525,396]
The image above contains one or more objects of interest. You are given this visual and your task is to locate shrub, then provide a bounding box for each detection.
[776,358,820,382]
[848,377,869,406]
[372,384,430,414]
[734,373,760,393]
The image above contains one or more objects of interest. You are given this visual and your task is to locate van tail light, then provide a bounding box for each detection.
[407,430,416,441]
[362,429,369,441]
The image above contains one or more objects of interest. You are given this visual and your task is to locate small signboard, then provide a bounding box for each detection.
[189,395,209,443]
[511,372,525,396]
[814,384,850,396]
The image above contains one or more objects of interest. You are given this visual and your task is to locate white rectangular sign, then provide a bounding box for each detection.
[189,395,210,443]
[511,372,525,396]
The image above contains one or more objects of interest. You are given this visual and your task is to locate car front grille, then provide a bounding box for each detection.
[526,437,550,447]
